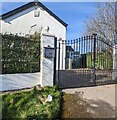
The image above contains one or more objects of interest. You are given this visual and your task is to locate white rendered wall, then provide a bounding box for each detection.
[40,34,55,87]
[0,72,40,91]
[112,44,117,81]
[1,6,66,69]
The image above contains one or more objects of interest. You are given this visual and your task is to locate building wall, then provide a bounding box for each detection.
[1,6,66,69]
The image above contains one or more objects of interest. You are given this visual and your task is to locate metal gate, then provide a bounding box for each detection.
[56,34,117,88]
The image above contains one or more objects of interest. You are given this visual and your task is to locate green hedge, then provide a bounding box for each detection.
[65,51,113,69]
[86,51,113,69]
[2,34,40,74]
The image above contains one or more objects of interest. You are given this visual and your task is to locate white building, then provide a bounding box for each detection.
[1,1,67,70]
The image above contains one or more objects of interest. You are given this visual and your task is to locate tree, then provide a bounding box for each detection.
[85,2,116,44]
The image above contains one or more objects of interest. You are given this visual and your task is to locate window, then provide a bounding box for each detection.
[34,10,40,17]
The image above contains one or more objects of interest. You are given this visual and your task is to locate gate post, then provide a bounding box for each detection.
[112,44,117,81]
[57,42,60,87]
[40,33,56,87]
[92,33,97,83]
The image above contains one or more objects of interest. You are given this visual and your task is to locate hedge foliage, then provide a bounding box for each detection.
[65,51,113,69]
[86,51,113,69]
[2,33,40,74]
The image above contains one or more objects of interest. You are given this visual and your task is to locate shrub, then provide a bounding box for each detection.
[2,33,40,74]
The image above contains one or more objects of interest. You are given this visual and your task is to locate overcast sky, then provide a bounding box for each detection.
[1,2,98,39]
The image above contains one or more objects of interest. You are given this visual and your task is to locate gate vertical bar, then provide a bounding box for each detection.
[93,33,97,83]
[53,37,57,85]
[57,41,61,88]
[62,40,64,69]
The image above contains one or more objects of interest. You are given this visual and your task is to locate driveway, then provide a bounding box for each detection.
[61,84,116,118]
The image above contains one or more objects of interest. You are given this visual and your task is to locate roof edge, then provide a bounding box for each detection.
[1,2,68,27]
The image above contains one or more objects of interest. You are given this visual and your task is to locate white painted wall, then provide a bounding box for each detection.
[112,44,117,81]
[0,72,40,91]
[1,6,66,69]
[40,34,55,87]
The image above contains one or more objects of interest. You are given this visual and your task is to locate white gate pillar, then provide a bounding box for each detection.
[40,33,56,87]
[112,44,117,81]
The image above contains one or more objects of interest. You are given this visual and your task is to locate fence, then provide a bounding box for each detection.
[56,34,117,88]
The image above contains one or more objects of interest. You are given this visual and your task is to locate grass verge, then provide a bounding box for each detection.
[1,86,61,119]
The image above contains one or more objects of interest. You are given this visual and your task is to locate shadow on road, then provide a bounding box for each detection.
[60,93,116,118]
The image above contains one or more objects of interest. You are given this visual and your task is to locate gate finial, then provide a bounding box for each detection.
[93,33,97,36]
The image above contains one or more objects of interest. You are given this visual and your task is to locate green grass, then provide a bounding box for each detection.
[1,86,61,119]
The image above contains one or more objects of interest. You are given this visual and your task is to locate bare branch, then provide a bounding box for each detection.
[85,2,115,43]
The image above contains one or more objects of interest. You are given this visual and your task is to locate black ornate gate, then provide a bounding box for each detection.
[56,34,117,88]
